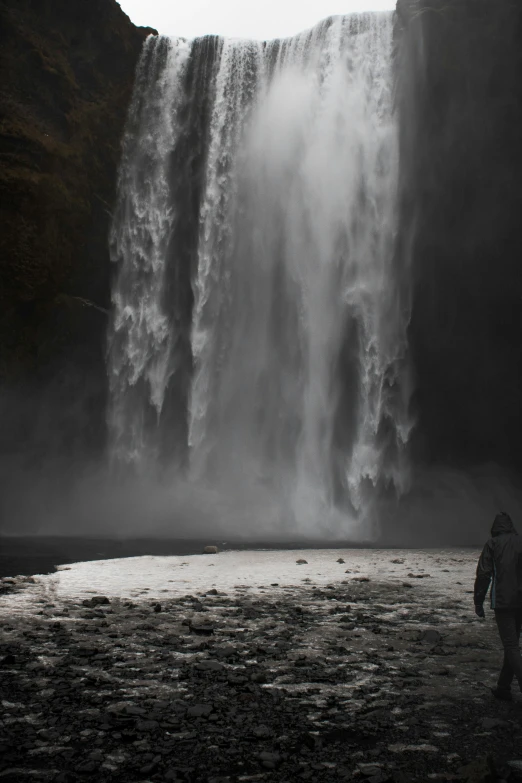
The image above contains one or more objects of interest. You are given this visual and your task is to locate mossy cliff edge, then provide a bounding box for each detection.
[0,0,155,464]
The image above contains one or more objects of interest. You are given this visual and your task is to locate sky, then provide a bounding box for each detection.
[118,0,395,41]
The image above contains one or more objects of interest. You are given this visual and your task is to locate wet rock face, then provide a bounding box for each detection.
[396,0,522,472]
[0,0,155,465]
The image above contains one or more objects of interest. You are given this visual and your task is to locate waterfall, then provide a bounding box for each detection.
[108,13,412,538]
[107,36,191,468]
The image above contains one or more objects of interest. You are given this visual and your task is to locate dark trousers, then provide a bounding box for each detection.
[495,608,522,691]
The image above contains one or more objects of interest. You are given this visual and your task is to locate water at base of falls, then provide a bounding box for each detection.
[107,14,413,539]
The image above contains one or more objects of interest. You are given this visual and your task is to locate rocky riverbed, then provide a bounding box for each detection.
[0,549,521,782]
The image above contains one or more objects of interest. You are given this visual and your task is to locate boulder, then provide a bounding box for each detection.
[82,596,110,607]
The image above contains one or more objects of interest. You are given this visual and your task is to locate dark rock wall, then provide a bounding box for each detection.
[0,0,155,469]
[396,0,522,473]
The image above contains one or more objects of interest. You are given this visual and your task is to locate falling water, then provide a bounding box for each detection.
[108,36,191,468]
[108,14,412,537]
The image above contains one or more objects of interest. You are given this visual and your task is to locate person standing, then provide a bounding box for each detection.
[474,511,522,700]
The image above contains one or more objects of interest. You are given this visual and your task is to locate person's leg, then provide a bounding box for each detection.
[495,610,522,692]
[516,608,522,637]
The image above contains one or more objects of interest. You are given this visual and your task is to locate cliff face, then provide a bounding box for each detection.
[396,0,522,475]
[0,0,155,464]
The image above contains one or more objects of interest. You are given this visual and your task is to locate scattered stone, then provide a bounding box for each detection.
[187,704,212,718]
[82,596,110,607]
[189,621,214,636]
[359,763,384,777]
[253,725,271,738]
[136,719,159,731]
[481,718,505,730]
[296,559,308,565]
[75,760,99,774]
[457,756,497,782]
[140,761,158,774]
[421,629,442,645]
[123,705,147,716]
[203,546,219,554]
[215,644,237,658]
[337,558,346,564]
[258,751,281,769]
[196,660,224,672]
[0,549,509,783]
[153,603,162,613]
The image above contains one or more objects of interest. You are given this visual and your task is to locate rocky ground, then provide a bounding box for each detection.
[0,549,521,783]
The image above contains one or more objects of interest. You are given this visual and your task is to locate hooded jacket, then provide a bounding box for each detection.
[474,513,522,610]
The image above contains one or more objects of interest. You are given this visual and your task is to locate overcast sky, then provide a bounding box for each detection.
[118,0,395,41]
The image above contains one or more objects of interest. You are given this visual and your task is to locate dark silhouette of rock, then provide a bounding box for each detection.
[396,0,522,476]
[0,0,156,483]
[81,596,110,607]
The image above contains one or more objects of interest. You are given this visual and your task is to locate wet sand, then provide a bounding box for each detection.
[0,538,382,580]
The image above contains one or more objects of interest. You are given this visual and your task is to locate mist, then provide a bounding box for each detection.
[2,449,521,548]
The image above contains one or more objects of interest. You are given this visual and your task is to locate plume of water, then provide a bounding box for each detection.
[108,14,412,538]
[107,37,190,470]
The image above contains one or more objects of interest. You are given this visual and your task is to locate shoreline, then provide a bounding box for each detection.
[0,537,479,579]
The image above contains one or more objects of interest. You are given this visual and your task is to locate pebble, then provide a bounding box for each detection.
[75,760,99,773]
[136,720,159,731]
[214,644,237,658]
[196,660,224,672]
[189,621,214,635]
[421,630,442,645]
[481,717,505,730]
[187,704,213,718]
[82,596,110,607]
[359,763,383,776]
[253,725,271,738]
[258,750,281,769]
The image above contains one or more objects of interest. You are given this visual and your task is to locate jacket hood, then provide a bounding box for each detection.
[491,512,516,536]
